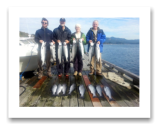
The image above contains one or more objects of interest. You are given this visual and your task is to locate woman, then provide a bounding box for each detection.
[71,24,86,76]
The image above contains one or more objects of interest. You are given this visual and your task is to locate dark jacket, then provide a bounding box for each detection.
[34,27,53,48]
[53,25,71,43]
[86,27,106,53]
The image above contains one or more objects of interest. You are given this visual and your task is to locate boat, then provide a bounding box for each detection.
[19,37,38,73]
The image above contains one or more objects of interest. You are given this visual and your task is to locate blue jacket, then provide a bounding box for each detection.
[86,27,106,53]
[34,27,53,49]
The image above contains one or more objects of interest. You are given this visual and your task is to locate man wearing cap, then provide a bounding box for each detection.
[53,18,71,77]
[86,20,106,76]
[34,18,55,79]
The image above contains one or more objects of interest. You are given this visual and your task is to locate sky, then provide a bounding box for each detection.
[20,17,139,40]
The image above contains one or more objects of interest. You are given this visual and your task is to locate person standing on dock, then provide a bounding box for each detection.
[70,24,86,76]
[53,18,71,77]
[34,18,55,79]
[86,20,106,76]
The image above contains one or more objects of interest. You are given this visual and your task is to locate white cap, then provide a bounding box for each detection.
[75,24,81,28]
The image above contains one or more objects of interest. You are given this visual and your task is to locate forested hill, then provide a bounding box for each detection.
[104,37,139,44]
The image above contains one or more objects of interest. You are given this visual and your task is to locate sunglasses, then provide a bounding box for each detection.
[42,22,47,24]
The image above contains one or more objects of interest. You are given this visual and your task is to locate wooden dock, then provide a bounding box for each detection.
[19,54,139,107]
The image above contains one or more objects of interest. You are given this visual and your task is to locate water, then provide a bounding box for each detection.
[84,44,139,76]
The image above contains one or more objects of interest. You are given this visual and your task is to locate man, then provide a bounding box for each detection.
[34,18,55,79]
[86,20,106,76]
[53,18,71,77]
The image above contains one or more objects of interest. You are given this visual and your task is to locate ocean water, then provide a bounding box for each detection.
[84,44,139,76]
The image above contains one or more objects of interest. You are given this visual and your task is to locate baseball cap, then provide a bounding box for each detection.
[60,18,66,22]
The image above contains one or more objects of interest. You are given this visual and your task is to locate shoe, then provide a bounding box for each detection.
[74,71,78,76]
[48,72,53,78]
[88,72,94,75]
[96,72,102,76]
[38,71,43,79]
[58,73,62,77]
[65,73,69,77]
[78,72,82,76]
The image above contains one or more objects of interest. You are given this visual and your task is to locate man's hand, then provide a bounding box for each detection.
[39,40,43,43]
[52,40,55,44]
[89,40,92,43]
[97,41,100,44]
[57,40,60,43]
[82,38,84,41]
[65,40,69,44]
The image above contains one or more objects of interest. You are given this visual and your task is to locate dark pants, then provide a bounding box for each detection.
[73,50,83,72]
[56,44,70,74]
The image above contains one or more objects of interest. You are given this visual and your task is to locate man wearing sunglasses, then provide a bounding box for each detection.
[53,18,71,77]
[34,18,55,79]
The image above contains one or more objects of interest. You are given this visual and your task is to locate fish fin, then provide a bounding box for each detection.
[109,98,115,101]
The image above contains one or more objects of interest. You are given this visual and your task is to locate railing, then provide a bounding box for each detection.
[101,59,139,88]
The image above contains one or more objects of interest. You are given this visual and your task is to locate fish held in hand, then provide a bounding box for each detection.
[50,42,56,63]
[87,42,95,66]
[41,41,46,66]
[63,42,68,63]
[78,39,84,60]
[57,42,62,64]
[95,43,100,63]
[51,84,57,96]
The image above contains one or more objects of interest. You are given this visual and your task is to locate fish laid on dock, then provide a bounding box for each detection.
[79,85,85,98]
[51,84,57,96]
[56,84,62,96]
[96,85,103,98]
[88,84,97,98]
[68,84,76,95]
[104,86,115,101]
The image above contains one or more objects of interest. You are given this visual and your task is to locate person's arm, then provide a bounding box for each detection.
[86,30,90,44]
[53,29,57,43]
[99,30,106,45]
[67,29,72,43]
[34,30,40,43]
[82,33,86,45]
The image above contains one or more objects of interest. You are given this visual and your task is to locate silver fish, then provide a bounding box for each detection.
[95,43,100,63]
[68,84,76,95]
[79,85,85,98]
[87,42,95,66]
[41,41,46,66]
[56,84,62,95]
[78,39,84,60]
[63,42,68,63]
[88,84,97,98]
[71,40,77,62]
[51,84,57,96]
[50,42,56,63]
[96,85,103,97]
[57,42,62,64]
[104,86,115,101]
[61,84,67,95]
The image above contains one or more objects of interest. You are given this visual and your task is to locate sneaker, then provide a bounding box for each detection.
[78,72,82,76]
[65,73,69,77]
[58,73,62,77]
[38,71,43,79]
[73,71,78,76]
[48,72,53,78]
[96,72,102,76]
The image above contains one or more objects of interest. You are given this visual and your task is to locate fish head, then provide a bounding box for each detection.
[50,42,53,46]
[63,42,67,46]
[79,38,82,43]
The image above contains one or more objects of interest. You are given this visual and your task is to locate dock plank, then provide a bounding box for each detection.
[69,68,78,107]
[84,71,111,107]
